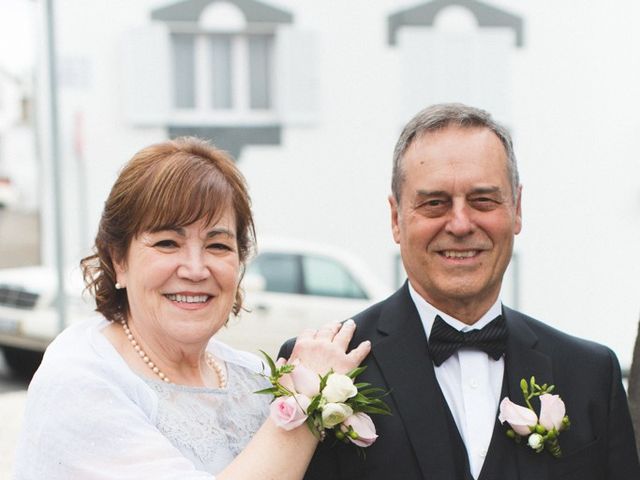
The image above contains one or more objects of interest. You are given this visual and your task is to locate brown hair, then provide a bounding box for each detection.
[80,137,255,321]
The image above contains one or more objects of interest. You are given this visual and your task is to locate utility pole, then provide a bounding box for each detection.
[45,0,67,333]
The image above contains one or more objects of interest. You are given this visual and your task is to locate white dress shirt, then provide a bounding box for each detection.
[409,283,504,480]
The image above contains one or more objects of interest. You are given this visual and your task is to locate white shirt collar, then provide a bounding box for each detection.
[407,282,503,340]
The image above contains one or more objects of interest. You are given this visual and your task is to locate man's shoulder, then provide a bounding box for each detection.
[278,287,405,358]
[505,306,615,361]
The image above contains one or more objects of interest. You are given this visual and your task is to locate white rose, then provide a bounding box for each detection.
[321,403,353,428]
[527,433,544,452]
[322,374,358,403]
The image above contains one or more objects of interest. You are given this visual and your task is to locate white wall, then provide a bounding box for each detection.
[29,0,640,366]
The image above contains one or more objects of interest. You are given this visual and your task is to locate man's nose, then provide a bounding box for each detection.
[445,202,475,236]
[177,248,210,281]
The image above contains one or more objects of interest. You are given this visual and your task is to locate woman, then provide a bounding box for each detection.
[13,137,370,479]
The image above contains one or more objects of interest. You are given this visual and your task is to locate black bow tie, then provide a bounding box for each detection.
[428,314,508,367]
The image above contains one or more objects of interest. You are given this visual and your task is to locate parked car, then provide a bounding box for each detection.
[0,240,390,376]
[0,266,94,376]
[215,238,391,357]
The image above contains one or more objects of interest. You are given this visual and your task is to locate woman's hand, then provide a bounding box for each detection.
[288,319,371,375]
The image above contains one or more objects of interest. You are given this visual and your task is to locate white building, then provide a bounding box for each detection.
[31,0,640,366]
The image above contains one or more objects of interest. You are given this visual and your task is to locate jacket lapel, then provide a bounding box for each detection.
[499,307,553,480]
[371,285,461,480]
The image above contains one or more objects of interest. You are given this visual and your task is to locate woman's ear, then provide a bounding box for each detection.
[112,250,128,289]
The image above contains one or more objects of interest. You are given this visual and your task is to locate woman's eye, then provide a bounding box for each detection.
[153,239,178,248]
[208,242,232,251]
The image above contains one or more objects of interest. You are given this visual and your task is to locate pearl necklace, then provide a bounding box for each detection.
[120,319,227,388]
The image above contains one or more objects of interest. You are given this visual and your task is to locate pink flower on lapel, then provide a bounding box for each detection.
[538,394,566,431]
[498,397,538,435]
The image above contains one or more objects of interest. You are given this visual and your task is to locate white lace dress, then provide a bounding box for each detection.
[13,317,271,479]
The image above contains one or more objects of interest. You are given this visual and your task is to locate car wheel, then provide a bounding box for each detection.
[1,346,43,379]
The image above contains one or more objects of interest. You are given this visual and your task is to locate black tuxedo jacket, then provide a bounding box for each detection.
[279,284,640,480]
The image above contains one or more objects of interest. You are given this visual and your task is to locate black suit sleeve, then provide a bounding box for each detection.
[605,348,640,478]
[277,337,296,361]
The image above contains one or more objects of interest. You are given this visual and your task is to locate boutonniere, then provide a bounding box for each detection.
[257,352,391,448]
[498,377,570,457]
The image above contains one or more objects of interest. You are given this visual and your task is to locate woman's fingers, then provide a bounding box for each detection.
[332,319,356,349]
[288,319,371,375]
[345,340,371,368]
[314,322,341,341]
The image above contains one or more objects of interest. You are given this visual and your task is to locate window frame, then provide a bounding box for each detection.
[169,25,277,126]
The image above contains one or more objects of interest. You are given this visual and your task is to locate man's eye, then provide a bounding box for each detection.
[471,197,499,209]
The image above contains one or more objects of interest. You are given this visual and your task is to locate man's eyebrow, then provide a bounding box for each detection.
[415,189,449,197]
[469,186,501,195]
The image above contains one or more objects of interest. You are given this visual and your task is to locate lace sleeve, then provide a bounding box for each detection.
[13,368,216,480]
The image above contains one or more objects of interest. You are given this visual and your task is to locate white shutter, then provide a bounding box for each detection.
[398,28,513,125]
[274,27,319,125]
[121,24,171,125]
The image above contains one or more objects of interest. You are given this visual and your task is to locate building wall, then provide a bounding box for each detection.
[36,0,640,366]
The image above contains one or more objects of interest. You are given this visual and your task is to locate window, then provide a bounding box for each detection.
[248,253,300,294]
[170,31,274,116]
[302,255,367,300]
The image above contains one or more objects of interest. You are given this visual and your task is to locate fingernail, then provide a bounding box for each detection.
[344,319,355,326]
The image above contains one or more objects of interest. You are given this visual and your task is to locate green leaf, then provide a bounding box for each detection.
[347,366,367,379]
[259,350,277,376]
[307,394,322,415]
[254,387,278,395]
[354,382,371,389]
[359,405,392,415]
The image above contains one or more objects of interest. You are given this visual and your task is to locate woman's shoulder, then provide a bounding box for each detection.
[31,316,155,406]
[207,338,267,375]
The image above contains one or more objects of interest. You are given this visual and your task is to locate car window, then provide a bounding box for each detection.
[247,253,301,294]
[302,255,368,300]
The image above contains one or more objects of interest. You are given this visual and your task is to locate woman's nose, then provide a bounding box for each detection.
[177,249,210,281]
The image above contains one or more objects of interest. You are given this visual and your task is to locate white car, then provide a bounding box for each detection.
[0,266,94,375]
[215,238,391,357]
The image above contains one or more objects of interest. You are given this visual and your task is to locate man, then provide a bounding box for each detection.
[281,103,639,479]
[629,317,640,459]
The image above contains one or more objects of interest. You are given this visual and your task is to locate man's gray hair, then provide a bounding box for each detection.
[391,103,519,202]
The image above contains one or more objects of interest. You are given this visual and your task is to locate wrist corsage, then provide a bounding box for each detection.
[499,377,570,458]
[257,352,391,448]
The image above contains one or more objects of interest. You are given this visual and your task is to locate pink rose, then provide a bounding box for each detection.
[341,412,378,447]
[270,394,311,431]
[498,397,538,436]
[538,394,566,431]
[290,361,320,397]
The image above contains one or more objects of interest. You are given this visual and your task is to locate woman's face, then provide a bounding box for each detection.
[114,210,240,347]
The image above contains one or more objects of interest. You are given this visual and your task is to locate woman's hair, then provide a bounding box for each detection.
[80,137,255,321]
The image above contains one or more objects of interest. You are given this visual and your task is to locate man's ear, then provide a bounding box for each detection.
[514,185,523,235]
[389,195,401,245]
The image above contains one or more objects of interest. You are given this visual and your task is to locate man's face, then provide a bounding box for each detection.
[390,126,522,322]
